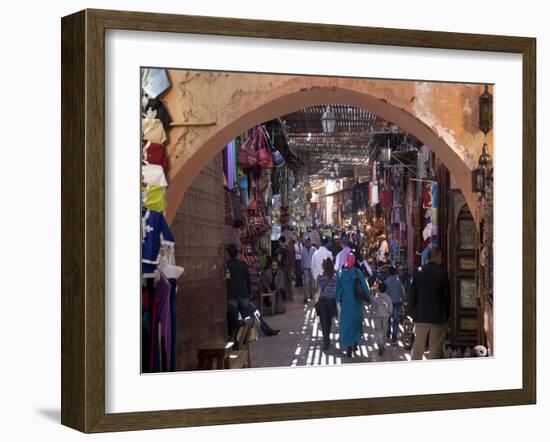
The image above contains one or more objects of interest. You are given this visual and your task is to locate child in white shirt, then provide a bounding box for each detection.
[371,282,393,356]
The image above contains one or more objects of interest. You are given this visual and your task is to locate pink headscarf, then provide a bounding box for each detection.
[343,252,356,269]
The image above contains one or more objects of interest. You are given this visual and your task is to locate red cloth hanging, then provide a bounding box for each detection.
[143,140,167,168]
[380,190,393,208]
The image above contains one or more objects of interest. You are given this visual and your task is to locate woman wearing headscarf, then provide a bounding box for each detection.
[336,253,372,357]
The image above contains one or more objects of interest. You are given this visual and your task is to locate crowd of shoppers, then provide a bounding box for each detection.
[224,223,451,361]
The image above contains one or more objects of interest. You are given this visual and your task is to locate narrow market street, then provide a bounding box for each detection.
[250,288,411,367]
[139,68,494,373]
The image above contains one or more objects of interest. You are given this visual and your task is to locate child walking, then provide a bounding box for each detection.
[371,282,393,356]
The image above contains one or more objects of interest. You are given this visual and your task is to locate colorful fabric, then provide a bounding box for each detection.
[141,207,175,272]
[144,97,172,132]
[143,118,167,144]
[142,140,167,167]
[380,190,392,208]
[142,184,167,212]
[142,164,167,187]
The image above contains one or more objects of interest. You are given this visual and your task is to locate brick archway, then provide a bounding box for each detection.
[163,71,491,224]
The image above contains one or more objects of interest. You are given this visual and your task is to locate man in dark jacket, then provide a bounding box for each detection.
[409,248,451,360]
[225,244,252,338]
[275,236,293,301]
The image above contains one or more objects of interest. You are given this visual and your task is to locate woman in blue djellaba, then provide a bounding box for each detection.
[336,253,372,357]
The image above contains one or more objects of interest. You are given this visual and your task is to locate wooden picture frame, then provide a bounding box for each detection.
[61,8,536,433]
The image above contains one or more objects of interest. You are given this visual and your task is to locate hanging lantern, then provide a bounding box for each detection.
[381,146,392,163]
[478,142,490,167]
[479,85,493,135]
[321,105,336,134]
[471,143,491,196]
[471,168,486,194]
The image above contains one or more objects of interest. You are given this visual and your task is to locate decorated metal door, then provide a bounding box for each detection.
[447,190,478,345]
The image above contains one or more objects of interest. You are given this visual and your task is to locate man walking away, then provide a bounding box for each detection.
[301,236,317,303]
[330,235,342,258]
[334,237,352,272]
[275,236,293,301]
[384,265,405,343]
[311,236,333,282]
[409,249,451,360]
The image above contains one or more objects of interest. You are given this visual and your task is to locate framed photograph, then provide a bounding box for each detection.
[61,9,536,433]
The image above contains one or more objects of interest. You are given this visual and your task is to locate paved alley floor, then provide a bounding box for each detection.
[250,289,412,368]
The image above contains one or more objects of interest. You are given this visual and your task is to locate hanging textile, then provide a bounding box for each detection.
[142,68,171,99]
[141,207,175,274]
[422,182,433,209]
[144,97,172,132]
[142,164,168,187]
[431,181,439,208]
[225,140,237,190]
[142,184,167,212]
[370,182,379,206]
[380,189,392,208]
[142,140,167,167]
[142,118,168,144]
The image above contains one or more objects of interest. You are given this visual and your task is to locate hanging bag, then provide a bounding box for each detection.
[262,126,285,168]
[257,126,274,169]
[238,130,259,169]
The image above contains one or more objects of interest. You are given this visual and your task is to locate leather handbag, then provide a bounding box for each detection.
[238,131,259,169]
[257,126,274,169]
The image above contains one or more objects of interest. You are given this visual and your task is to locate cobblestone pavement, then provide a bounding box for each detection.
[250,288,412,368]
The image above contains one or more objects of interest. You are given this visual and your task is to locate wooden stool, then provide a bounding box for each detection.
[196,342,233,370]
[196,318,255,370]
[261,292,276,316]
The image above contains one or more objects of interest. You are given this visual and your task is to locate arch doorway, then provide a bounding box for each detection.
[162,71,491,226]
[142,68,493,371]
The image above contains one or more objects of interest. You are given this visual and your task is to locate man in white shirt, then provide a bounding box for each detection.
[334,238,353,272]
[311,236,333,282]
[377,234,389,266]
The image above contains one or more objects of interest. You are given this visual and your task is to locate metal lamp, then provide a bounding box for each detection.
[479,85,493,135]
[471,143,491,196]
[321,105,336,134]
[381,139,392,164]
